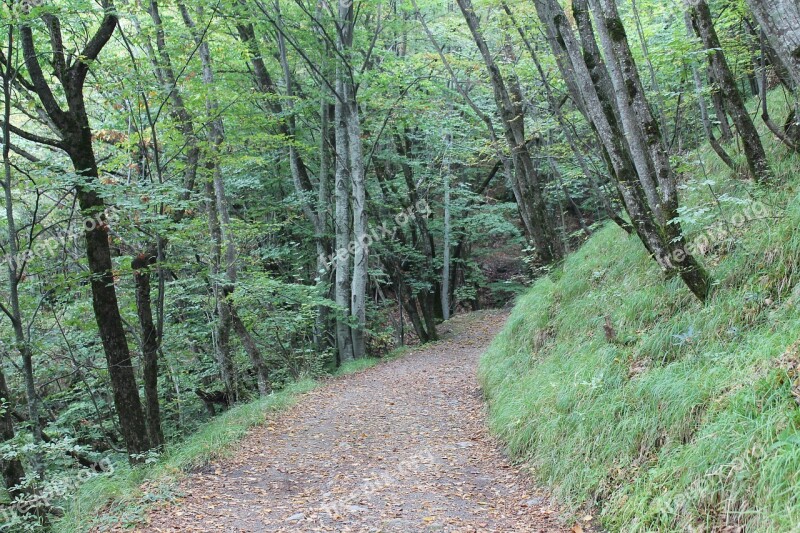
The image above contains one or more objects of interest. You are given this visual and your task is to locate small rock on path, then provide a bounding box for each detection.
[141,311,567,532]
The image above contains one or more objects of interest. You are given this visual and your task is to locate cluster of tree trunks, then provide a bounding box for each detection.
[533,0,712,301]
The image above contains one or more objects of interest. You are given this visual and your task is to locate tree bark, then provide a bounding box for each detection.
[334,71,355,364]
[746,0,800,89]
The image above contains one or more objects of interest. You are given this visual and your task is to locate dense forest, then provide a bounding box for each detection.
[1,0,799,530]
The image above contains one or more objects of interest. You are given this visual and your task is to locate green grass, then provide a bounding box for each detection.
[53,355,392,532]
[479,95,800,532]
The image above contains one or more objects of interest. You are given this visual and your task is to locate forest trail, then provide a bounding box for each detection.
[141,311,566,532]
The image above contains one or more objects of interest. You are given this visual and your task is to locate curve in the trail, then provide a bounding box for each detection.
[141,312,567,532]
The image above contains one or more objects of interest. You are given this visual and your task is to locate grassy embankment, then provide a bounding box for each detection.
[480,96,800,531]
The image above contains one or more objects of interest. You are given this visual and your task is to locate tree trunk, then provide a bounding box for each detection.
[688,0,771,182]
[2,44,43,466]
[347,96,368,360]
[332,0,369,360]
[204,176,237,401]
[231,310,272,396]
[316,101,334,354]
[132,253,165,448]
[574,0,664,225]
[334,71,355,364]
[441,149,452,321]
[534,0,712,301]
[590,0,676,214]
[0,370,25,499]
[17,9,152,460]
[71,147,153,457]
[590,0,711,300]
[746,0,800,88]
[685,13,737,169]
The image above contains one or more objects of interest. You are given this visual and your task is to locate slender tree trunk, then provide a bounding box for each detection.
[441,144,452,321]
[132,253,164,448]
[687,0,771,182]
[144,1,200,213]
[0,29,29,491]
[182,3,273,394]
[204,178,236,400]
[334,71,354,364]
[2,40,43,464]
[685,13,737,169]
[315,99,334,356]
[347,95,368,360]
[231,310,271,396]
[316,100,334,353]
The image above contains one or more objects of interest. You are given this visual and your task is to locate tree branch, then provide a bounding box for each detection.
[0,119,63,149]
[19,26,68,130]
[72,3,119,86]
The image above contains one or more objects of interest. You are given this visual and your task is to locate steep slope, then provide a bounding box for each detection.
[480,127,800,531]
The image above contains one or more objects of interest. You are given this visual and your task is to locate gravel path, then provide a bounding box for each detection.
[142,312,567,532]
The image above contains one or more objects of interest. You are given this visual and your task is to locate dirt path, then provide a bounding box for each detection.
[142,312,566,532]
